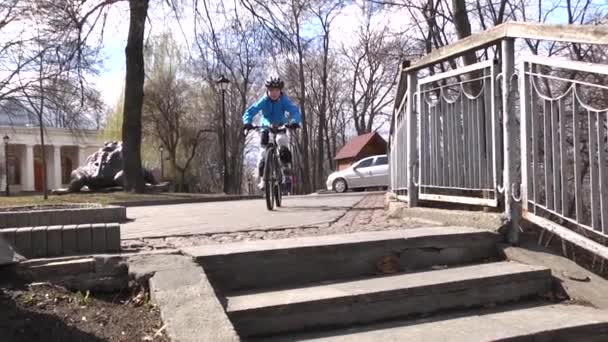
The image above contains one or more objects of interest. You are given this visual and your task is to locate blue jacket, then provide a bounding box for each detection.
[242,94,302,126]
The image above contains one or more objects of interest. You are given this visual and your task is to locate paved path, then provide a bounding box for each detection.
[122,193,366,239]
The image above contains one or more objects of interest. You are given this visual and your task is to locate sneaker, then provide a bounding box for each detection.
[281,165,291,182]
[257,179,265,190]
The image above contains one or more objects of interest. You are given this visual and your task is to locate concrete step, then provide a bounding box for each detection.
[226,261,551,337]
[267,303,608,342]
[182,227,502,292]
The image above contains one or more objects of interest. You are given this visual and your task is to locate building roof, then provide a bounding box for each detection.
[334,132,386,160]
[0,100,35,126]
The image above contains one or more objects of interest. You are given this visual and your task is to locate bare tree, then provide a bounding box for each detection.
[0,1,33,104]
[309,0,343,188]
[19,41,50,199]
[36,0,174,193]
[42,77,105,129]
[9,1,104,198]
[235,0,316,193]
[143,33,212,191]
[121,0,149,192]
[194,0,272,193]
[2,0,149,197]
[344,18,410,135]
[285,0,314,193]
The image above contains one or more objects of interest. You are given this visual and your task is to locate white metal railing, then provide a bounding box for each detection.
[520,56,608,236]
[417,60,500,207]
[390,92,409,193]
[389,22,608,243]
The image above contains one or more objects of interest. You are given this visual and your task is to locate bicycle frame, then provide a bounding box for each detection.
[247,125,290,210]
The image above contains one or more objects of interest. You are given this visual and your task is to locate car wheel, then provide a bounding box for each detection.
[333,178,348,193]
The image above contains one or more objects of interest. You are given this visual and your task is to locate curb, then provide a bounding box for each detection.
[111,195,262,207]
[0,206,126,229]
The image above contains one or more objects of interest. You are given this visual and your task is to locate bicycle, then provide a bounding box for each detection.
[246,125,293,211]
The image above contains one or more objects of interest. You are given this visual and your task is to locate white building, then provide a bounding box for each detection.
[1,125,101,194]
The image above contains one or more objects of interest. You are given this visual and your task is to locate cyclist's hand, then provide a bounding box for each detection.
[287,123,300,130]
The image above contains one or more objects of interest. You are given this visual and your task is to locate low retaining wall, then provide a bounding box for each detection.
[0,206,126,229]
[0,223,121,259]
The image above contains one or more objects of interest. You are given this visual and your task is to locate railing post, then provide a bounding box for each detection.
[519,60,530,218]
[406,71,418,206]
[501,38,520,244]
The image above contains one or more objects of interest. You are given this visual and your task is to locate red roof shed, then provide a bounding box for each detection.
[334,132,387,171]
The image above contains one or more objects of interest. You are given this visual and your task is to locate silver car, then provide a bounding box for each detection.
[326,155,389,193]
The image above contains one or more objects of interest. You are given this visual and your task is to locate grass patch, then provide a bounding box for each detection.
[0,192,242,208]
[74,290,92,306]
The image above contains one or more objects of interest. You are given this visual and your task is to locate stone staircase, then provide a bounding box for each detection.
[179,226,608,341]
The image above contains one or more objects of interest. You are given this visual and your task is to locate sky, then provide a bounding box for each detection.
[91,1,177,108]
[91,3,129,109]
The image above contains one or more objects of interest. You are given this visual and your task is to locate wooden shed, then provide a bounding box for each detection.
[334,132,387,171]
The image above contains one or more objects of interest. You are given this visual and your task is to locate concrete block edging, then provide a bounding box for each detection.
[0,223,121,258]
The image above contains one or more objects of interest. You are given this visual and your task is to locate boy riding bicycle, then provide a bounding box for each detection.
[243,76,301,190]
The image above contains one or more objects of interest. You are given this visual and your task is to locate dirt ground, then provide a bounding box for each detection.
[0,283,168,342]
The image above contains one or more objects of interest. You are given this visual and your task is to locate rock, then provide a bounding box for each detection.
[0,236,25,265]
[376,255,401,274]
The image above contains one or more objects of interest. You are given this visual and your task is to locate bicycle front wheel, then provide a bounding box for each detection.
[264,147,275,211]
[274,161,282,208]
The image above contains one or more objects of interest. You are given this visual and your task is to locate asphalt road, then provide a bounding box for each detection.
[121,193,367,239]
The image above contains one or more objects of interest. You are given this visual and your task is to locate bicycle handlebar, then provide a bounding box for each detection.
[244,125,296,135]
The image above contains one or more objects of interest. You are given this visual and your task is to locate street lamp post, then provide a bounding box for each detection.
[216,75,231,193]
[159,145,164,181]
[3,134,9,197]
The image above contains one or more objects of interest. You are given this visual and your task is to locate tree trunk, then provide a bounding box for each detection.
[180,170,187,192]
[229,141,245,194]
[297,54,311,192]
[324,119,333,171]
[38,52,48,200]
[316,30,330,190]
[295,20,312,194]
[452,0,476,66]
[122,0,149,193]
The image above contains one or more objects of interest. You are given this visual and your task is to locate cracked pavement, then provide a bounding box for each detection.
[122,193,444,251]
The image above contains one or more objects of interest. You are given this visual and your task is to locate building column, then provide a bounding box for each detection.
[44,146,52,191]
[22,144,35,191]
[0,144,5,192]
[52,145,61,189]
[77,146,88,167]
